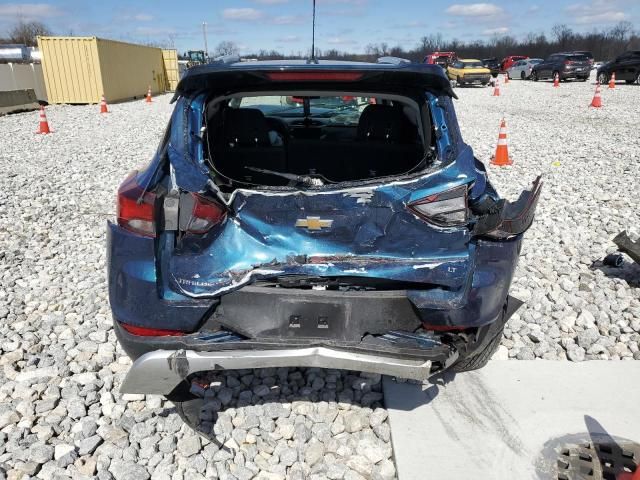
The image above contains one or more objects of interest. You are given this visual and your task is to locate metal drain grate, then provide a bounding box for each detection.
[557,441,640,480]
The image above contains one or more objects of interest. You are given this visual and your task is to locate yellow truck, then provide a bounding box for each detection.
[446,59,492,87]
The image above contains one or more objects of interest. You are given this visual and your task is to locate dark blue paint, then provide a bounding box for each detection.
[107,222,214,332]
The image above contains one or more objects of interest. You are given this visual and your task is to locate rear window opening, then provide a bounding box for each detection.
[203,91,432,190]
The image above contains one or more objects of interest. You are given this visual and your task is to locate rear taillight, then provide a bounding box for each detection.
[408,185,468,227]
[120,323,185,336]
[184,193,226,234]
[117,172,157,237]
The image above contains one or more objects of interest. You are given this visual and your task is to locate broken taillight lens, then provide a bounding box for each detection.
[407,185,468,227]
[185,193,226,234]
[117,172,157,237]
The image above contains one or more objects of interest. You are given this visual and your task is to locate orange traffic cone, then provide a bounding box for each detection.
[100,94,109,114]
[490,118,512,166]
[504,73,509,84]
[608,72,616,89]
[553,73,560,87]
[145,86,153,103]
[492,77,500,96]
[36,105,51,134]
[590,82,602,108]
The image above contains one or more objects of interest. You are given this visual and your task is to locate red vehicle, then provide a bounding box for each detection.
[424,51,457,67]
[500,55,529,72]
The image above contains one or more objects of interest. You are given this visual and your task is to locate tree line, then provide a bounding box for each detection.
[2,20,638,63]
[247,22,639,63]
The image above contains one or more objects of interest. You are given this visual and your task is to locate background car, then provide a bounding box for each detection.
[424,51,457,68]
[482,57,500,77]
[570,50,594,68]
[446,59,491,86]
[506,58,543,80]
[531,53,591,81]
[597,50,640,85]
[500,55,529,72]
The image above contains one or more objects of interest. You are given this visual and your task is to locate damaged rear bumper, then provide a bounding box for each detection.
[120,343,456,395]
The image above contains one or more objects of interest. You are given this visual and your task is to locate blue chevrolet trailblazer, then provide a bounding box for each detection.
[108,58,541,427]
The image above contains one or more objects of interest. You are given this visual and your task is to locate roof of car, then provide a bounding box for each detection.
[176,58,456,98]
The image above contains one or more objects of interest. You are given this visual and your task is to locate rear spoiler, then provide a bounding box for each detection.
[172,62,456,102]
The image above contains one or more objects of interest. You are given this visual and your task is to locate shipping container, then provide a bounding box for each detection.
[162,49,179,91]
[37,36,170,104]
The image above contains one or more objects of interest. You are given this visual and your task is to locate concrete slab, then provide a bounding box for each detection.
[0,88,39,115]
[383,361,640,479]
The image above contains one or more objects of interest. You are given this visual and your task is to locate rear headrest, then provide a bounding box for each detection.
[357,104,416,143]
[222,108,271,146]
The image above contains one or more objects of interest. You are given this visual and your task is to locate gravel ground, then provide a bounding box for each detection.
[0,79,638,479]
[454,79,640,361]
[0,97,395,480]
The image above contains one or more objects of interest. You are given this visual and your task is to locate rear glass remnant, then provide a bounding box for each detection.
[203,93,429,189]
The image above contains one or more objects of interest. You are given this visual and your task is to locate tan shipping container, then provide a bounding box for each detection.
[162,49,179,92]
[37,36,169,104]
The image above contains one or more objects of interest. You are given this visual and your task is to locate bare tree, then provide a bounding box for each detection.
[551,24,574,51]
[8,20,52,46]
[214,41,239,57]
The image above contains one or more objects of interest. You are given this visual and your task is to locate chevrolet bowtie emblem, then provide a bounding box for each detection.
[295,216,333,230]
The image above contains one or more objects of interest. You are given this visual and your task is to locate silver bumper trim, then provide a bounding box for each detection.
[120,348,433,394]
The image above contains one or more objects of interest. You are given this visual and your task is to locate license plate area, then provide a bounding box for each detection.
[278,298,348,339]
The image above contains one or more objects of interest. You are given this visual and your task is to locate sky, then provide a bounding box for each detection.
[0,0,638,54]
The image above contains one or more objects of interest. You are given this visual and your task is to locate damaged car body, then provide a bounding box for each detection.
[107,59,541,410]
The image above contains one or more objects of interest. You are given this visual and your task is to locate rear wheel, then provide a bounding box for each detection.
[598,72,608,85]
[452,330,503,372]
[531,71,538,82]
[451,301,508,372]
[173,396,211,438]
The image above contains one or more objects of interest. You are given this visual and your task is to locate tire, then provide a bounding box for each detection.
[531,70,538,81]
[520,71,526,80]
[598,72,608,85]
[451,301,508,373]
[173,396,212,439]
[452,329,503,372]
[637,72,640,85]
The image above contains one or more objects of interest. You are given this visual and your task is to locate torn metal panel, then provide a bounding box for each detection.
[167,95,209,193]
[166,158,481,298]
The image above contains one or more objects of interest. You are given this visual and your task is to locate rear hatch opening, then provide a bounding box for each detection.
[202,90,434,191]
